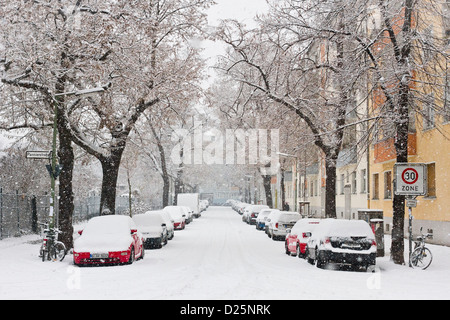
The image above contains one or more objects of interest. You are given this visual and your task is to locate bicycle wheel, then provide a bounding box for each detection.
[410,247,433,270]
[50,242,66,262]
[41,246,47,262]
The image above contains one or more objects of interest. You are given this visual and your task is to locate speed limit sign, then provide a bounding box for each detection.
[394,163,427,196]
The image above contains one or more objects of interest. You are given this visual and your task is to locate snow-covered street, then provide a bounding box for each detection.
[0,206,449,300]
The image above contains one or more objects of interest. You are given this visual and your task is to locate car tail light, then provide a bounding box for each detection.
[275,223,278,229]
[251,213,255,218]
[302,233,308,238]
[372,240,377,247]
[322,237,330,245]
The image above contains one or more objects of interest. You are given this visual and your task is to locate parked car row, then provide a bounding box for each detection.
[229,199,378,272]
[73,204,204,266]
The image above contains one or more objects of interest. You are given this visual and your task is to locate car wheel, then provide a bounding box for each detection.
[128,247,135,264]
[285,242,290,255]
[139,245,145,260]
[316,249,325,269]
[306,247,314,265]
[296,244,302,258]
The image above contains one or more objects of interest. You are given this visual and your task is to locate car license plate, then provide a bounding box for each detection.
[342,244,361,249]
[91,253,108,259]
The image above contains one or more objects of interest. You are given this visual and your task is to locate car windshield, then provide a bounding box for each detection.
[83,216,131,236]
[164,206,182,218]
[315,219,375,239]
[279,213,300,223]
[133,214,163,226]
[251,205,269,212]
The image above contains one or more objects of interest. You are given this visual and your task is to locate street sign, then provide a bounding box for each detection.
[26,150,52,160]
[394,163,427,196]
[406,199,417,208]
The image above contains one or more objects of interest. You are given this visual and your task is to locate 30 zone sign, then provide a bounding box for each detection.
[394,163,427,196]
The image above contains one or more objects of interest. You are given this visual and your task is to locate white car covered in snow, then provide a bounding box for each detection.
[255,208,273,230]
[243,204,270,225]
[306,219,377,271]
[163,206,187,230]
[132,213,168,249]
[267,211,301,240]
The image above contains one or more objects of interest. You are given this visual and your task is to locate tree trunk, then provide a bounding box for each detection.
[99,155,122,215]
[162,174,170,208]
[174,166,184,206]
[390,80,411,265]
[324,155,338,219]
[262,174,273,208]
[57,111,75,249]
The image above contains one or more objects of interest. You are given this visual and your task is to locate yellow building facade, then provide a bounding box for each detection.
[367,2,450,246]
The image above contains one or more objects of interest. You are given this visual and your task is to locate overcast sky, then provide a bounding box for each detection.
[207,0,269,27]
[200,0,269,83]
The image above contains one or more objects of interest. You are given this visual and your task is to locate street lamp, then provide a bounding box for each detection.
[277,152,298,212]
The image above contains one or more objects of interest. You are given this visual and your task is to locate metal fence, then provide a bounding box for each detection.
[0,188,152,240]
[0,189,51,239]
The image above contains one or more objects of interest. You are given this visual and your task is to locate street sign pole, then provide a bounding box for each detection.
[407,196,417,267]
[394,163,427,268]
[49,99,59,229]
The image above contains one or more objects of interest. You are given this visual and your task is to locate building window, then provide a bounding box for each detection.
[427,163,436,197]
[340,174,345,195]
[360,169,367,193]
[384,171,392,199]
[372,173,379,199]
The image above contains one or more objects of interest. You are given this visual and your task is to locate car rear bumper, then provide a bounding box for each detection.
[143,237,163,249]
[73,250,131,265]
[318,250,376,266]
[174,222,185,230]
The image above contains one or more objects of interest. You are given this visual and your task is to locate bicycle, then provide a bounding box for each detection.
[410,227,433,270]
[39,222,66,262]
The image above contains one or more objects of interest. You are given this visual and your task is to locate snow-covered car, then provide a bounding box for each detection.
[150,210,175,240]
[268,211,301,240]
[241,204,253,222]
[132,213,168,249]
[243,204,270,225]
[285,218,321,257]
[236,202,249,215]
[264,209,281,235]
[179,206,193,224]
[73,215,145,266]
[200,199,209,212]
[255,208,272,230]
[163,206,186,230]
[306,219,377,270]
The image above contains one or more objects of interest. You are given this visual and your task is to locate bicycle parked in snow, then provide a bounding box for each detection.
[38,222,66,262]
[410,227,433,270]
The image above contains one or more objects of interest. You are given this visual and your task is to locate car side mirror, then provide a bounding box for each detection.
[131,229,137,234]
[78,230,83,235]
[162,223,166,227]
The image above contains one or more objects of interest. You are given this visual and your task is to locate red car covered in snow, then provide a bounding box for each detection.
[285,219,321,258]
[73,215,145,266]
